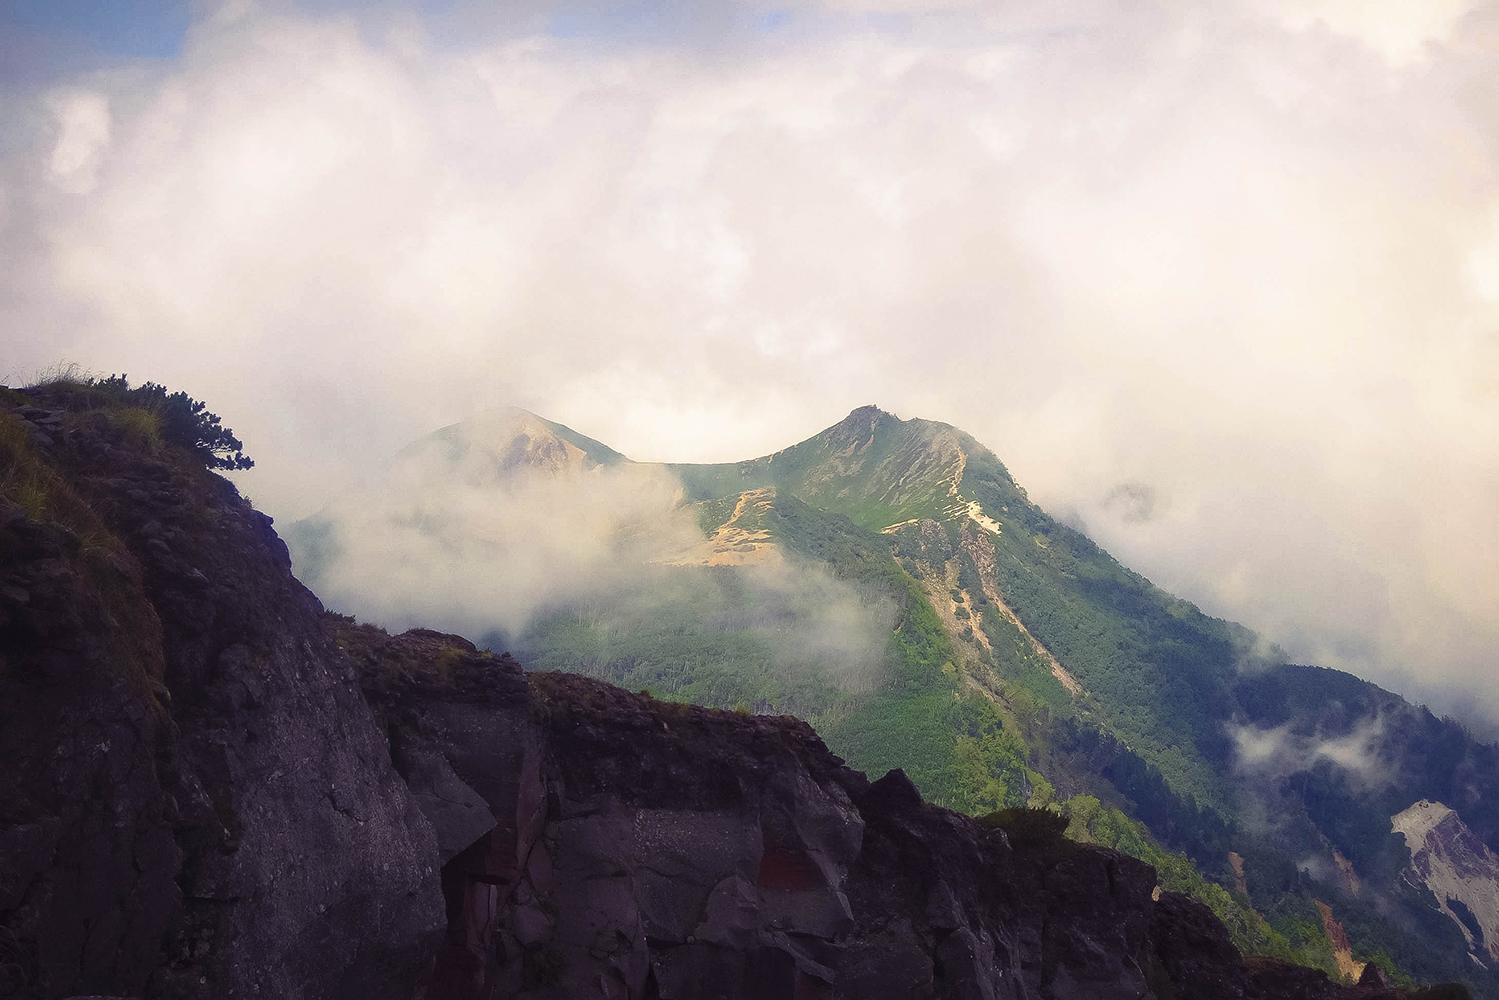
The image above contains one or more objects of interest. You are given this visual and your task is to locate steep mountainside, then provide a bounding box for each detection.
[2,375,1456,999]
[287,402,1499,996]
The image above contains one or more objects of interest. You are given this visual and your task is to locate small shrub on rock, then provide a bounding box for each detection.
[978,805,1071,851]
[91,375,253,470]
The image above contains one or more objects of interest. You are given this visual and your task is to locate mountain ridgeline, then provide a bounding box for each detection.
[289,403,1499,994]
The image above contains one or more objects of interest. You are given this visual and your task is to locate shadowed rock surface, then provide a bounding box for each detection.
[345,624,1443,1000]
[0,385,443,999]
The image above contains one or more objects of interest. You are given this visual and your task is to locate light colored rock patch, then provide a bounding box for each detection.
[1314,899,1366,983]
[661,486,783,567]
[958,530,1084,697]
[915,557,993,656]
[943,498,1002,535]
[946,448,967,499]
[1229,851,1249,899]
[938,446,1001,535]
[1394,799,1499,964]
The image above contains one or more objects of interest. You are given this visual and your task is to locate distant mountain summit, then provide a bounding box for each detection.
[389,406,626,487]
[673,404,1008,534]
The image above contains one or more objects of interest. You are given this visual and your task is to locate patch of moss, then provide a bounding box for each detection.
[0,411,164,704]
[434,645,463,686]
[110,407,163,453]
[522,944,566,987]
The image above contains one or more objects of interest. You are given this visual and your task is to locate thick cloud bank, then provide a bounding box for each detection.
[2,0,1497,723]
[289,418,895,700]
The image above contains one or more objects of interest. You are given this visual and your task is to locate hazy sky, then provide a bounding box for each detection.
[2,0,1497,725]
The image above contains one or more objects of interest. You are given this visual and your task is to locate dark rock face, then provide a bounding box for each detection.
[1,390,443,999]
[345,629,1432,1000]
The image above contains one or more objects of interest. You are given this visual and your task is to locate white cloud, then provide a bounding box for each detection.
[1467,206,1499,303]
[1229,717,1393,788]
[1263,0,1480,66]
[291,413,896,697]
[45,90,111,193]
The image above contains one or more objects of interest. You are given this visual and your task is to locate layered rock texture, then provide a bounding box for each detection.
[0,383,1464,999]
[1394,800,1499,965]
[345,625,1437,1000]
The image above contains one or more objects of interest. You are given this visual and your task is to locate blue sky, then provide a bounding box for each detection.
[0,1,902,85]
[0,0,191,82]
[2,0,191,57]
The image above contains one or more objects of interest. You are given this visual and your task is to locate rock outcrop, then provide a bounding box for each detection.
[0,386,443,999]
[1394,800,1499,965]
[344,625,1432,1000]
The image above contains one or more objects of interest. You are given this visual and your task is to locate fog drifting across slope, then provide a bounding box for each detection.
[290,418,895,703]
[496,559,897,710]
[2,0,1498,724]
[1229,718,1394,792]
[298,462,696,633]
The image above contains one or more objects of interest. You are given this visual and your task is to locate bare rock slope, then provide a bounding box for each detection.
[1395,800,1499,965]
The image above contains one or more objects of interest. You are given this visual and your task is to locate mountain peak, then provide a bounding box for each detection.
[389,408,626,486]
[838,404,894,427]
[820,404,898,453]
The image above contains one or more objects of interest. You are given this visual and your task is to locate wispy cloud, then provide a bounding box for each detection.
[1229,717,1393,790]
[290,414,895,696]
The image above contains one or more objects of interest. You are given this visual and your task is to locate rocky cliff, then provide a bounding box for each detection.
[345,624,1448,1000]
[0,383,443,999]
[1394,800,1499,966]
[0,380,1466,999]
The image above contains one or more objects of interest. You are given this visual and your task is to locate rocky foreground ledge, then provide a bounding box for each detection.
[0,382,1465,999]
[345,626,1431,1000]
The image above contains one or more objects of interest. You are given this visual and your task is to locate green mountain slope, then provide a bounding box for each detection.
[674,406,1239,811]
[673,405,980,530]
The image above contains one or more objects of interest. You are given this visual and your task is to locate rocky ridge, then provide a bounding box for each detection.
[0,384,442,998]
